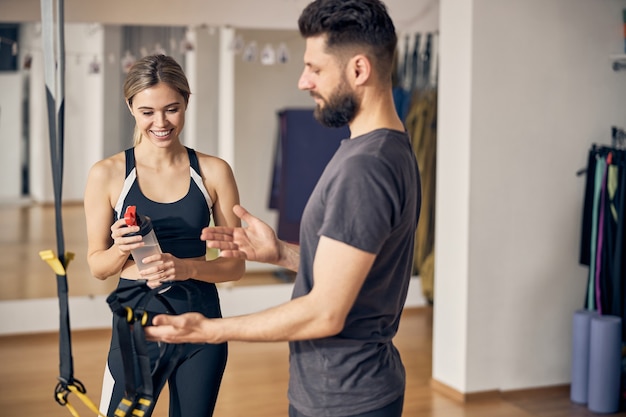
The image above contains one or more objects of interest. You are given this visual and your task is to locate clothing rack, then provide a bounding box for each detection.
[576,127,626,177]
[393,31,438,124]
[394,32,439,303]
[395,31,438,93]
[578,140,626,343]
[612,125,626,149]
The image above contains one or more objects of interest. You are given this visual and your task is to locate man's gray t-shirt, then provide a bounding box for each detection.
[288,128,421,416]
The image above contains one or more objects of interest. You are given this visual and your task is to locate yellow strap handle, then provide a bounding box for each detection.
[39,250,75,276]
[56,385,107,417]
[60,399,80,417]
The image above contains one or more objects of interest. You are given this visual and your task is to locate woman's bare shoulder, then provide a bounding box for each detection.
[195,152,233,176]
[88,151,127,183]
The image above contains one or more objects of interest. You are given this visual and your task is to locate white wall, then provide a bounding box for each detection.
[185,26,220,156]
[233,29,312,239]
[431,0,472,394]
[0,276,425,335]
[0,72,24,200]
[102,25,124,159]
[434,0,626,394]
[64,24,106,200]
[20,22,105,203]
[22,23,51,202]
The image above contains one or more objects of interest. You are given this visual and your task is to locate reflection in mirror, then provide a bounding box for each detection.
[0,24,308,302]
[117,25,187,152]
[0,24,192,302]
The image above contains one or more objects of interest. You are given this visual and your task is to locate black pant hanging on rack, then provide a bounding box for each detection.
[579,145,626,341]
[268,109,349,243]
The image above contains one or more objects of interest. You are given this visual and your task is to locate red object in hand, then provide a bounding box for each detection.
[124,206,137,226]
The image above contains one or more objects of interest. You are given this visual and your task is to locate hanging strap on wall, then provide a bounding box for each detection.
[39,1,104,415]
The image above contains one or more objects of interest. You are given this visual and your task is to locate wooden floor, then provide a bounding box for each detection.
[0,203,624,416]
[1,308,623,417]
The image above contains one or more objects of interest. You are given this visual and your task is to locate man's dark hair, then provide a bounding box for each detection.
[298,0,397,82]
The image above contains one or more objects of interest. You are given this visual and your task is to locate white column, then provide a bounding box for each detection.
[431,0,473,394]
[29,46,52,203]
[184,26,198,150]
[0,73,24,201]
[218,26,235,170]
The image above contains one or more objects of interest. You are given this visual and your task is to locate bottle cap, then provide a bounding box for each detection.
[123,205,154,237]
[124,205,137,226]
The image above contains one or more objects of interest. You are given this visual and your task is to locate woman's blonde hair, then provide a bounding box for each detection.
[123,55,191,146]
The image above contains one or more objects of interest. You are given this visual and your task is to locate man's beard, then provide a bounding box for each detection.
[313,83,359,128]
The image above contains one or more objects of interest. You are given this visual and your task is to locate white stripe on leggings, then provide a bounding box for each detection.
[98,362,114,415]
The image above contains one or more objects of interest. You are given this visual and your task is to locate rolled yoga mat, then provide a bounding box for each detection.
[570,309,599,404]
[587,315,622,414]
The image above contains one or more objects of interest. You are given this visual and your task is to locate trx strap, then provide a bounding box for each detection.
[39,0,104,415]
[106,281,192,417]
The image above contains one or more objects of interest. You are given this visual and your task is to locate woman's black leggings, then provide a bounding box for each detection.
[100,278,227,417]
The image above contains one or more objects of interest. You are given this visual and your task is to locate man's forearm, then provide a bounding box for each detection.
[276,241,300,272]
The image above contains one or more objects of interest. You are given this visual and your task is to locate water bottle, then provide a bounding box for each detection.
[124,205,162,271]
